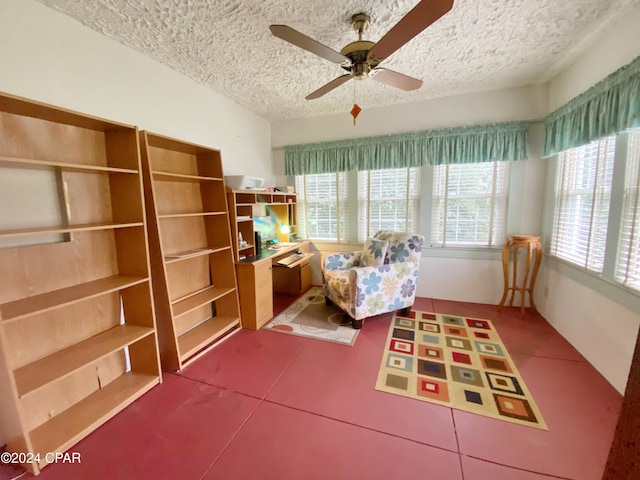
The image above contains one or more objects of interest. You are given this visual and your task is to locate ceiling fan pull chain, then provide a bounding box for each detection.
[351,104,361,125]
[351,78,361,125]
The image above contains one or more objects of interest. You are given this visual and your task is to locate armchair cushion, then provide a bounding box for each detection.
[374,231,424,264]
[360,237,389,267]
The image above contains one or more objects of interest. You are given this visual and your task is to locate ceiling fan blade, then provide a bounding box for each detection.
[369,68,423,91]
[305,74,352,100]
[270,25,349,64]
[367,0,453,63]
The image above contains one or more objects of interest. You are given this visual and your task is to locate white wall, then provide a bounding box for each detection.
[535,6,640,394]
[536,265,639,394]
[0,0,274,183]
[272,84,548,147]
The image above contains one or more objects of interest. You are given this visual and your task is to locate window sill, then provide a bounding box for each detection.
[304,240,504,260]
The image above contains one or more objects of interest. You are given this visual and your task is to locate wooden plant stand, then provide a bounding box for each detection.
[498,235,542,314]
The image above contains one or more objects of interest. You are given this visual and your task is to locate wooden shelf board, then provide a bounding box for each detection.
[14,325,155,397]
[0,155,138,174]
[144,132,220,156]
[0,222,144,239]
[0,275,148,322]
[152,171,223,182]
[239,244,254,251]
[171,286,236,318]
[178,316,240,361]
[158,211,226,219]
[164,246,230,264]
[164,248,214,261]
[0,92,134,131]
[29,372,159,461]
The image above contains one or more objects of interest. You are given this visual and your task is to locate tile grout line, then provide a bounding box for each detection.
[171,333,312,398]
[197,337,312,480]
[158,373,265,480]
[198,393,264,480]
[451,409,466,480]
[462,454,576,480]
[521,353,588,363]
[262,336,312,399]
[260,396,462,457]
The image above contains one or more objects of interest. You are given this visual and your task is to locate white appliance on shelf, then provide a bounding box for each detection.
[224,175,264,190]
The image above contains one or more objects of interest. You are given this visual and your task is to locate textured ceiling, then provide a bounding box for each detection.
[35,0,640,122]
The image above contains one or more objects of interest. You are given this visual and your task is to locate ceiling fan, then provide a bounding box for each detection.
[270,0,454,100]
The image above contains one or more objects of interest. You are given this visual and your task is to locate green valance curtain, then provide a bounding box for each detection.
[284,121,530,176]
[544,55,640,157]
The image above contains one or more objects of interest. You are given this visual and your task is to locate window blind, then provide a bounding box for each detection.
[615,129,640,291]
[550,137,615,272]
[295,172,348,242]
[431,161,509,247]
[357,168,420,243]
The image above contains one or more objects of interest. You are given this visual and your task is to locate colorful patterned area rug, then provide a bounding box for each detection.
[264,287,359,346]
[375,310,547,429]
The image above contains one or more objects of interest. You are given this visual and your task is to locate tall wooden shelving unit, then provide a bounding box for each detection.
[140,132,241,371]
[226,189,298,261]
[0,93,161,475]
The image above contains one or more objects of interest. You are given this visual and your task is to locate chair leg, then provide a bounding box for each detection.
[398,306,412,316]
[351,317,363,329]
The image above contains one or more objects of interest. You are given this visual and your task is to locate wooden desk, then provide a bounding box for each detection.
[235,241,312,330]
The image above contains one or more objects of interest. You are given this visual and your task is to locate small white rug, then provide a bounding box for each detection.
[264,286,359,346]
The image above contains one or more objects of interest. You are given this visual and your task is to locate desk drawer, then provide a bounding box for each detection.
[300,262,312,293]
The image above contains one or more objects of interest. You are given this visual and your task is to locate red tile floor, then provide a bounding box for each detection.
[1,294,622,480]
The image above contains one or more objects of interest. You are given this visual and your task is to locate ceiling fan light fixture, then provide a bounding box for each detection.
[353,62,370,79]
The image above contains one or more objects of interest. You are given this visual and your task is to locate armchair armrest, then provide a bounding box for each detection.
[322,251,362,272]
[349,262,420,320]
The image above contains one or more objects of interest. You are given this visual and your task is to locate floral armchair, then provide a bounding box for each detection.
[322,231,424,329]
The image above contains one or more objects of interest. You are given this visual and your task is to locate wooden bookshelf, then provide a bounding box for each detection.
[140,131,241,371]
[0,91,161,475]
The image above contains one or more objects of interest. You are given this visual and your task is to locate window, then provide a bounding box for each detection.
[295,172,348,242]
[357,167,420,242]
[550,137,615,272]
[431,161,509,247]
[615,129,640,291]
